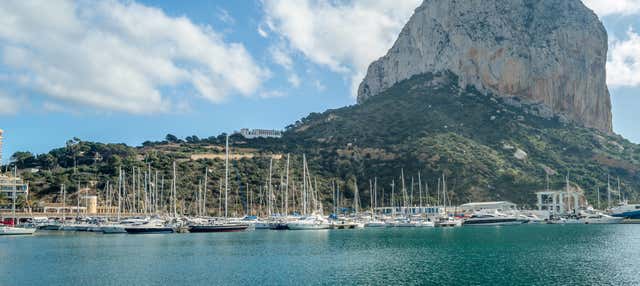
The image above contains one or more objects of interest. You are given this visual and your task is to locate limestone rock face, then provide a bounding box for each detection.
[357,0,612,132]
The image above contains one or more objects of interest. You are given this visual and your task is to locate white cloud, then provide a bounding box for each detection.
[0,0,269,114]
[607,28,640,87]
[582,0,640,16]
[313,79,325,92]
[262,0,420,97]
[216,8,235,25]
[0,92,20,115]
[269,45,294,70]
[288,74,301,87]
[259,90,285,98]
[257,24,269,38]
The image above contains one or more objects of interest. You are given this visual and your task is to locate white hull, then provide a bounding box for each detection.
[364,222,386,227]
[464,221,523,226]
[416,221,435,227]
[583,215,624,224]
[436,220,463,227]
[584,218,623,224]
[0,226,36,235]
[287,223,331,230]
[394,222,418,227]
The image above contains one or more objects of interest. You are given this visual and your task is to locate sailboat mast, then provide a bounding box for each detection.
[391,180,395,216]
[418,171,423,210]
[117,168,122,221]
[302,154,307,216]
[11,168,16,226]
[617,177,622,204]
[597,186,600,210]
[62,184,66,225]
[369,179,373,218]
[607,174,611,209]
[285,154,290,216]
[225,135,230,219]
[374,177,377,216]
[442,173,447,215]
[401,169,406,214]
[172,161,177,218]
[268,158,273,217]
[353,179,359,215]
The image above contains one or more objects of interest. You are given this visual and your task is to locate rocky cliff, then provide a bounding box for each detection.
[357,0,612,132]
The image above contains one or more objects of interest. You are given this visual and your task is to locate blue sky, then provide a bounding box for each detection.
[0,0,639,163]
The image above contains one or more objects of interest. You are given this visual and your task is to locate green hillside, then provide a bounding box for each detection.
[5,72,640,211]
[278,72,640,205]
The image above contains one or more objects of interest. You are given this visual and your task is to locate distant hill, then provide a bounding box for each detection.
[4,72,640,211]
[281,72,640,205]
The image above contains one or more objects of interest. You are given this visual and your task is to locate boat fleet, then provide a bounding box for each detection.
[2,136,639,237]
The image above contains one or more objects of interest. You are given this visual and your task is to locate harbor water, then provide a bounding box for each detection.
[1,225,639,285]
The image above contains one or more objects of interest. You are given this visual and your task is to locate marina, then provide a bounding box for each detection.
[1,135,638,234]
[2,0,640,285]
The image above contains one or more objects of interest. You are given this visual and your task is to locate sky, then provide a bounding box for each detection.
[0,0,639,163]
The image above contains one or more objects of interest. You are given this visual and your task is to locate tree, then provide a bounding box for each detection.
[11,151,35,168]
[37,153,57,170]
[185,135,200,143]
[165,134,179,143]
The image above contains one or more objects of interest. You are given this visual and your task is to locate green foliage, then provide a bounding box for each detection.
[12,72,640,209]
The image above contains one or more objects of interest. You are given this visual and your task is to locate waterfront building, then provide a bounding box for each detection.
[0,174,29,197]
[375,206,445,217]
[41,203,87,214]
[237,128,282,139]
[536,189,586,214]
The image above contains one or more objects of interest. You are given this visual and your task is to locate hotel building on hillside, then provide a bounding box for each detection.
[237,128,282,139]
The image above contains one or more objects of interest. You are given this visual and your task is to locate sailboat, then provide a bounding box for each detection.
[287,154,331,230]
[365,178,386,227]
[187,135,249,233]
[100,168,127,234]
[435,174,462,227]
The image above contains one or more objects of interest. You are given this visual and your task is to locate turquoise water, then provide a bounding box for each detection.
[1,225,639,285]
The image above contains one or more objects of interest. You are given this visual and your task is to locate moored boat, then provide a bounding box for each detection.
[287,216,331,230]
[463,210,523,226]
[188,222,250,233]
[435,217,463,227]
[100,224,127,234]
[609,204,640,219]
[0,225,36,236]
[364,220,386,228]
[124,219,174,234]
[582,213,624,224]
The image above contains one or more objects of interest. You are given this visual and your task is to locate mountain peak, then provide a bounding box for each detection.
[357,0,612,132]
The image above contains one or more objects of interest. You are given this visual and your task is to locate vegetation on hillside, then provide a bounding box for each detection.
[4,72,639,212]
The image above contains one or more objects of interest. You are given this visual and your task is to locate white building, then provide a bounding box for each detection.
[536,190,585,214]
[237,128,282,139]
[0,174,29,197]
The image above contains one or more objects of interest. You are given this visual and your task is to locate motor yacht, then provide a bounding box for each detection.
[463,210,523,226]
[287,215,331,230]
